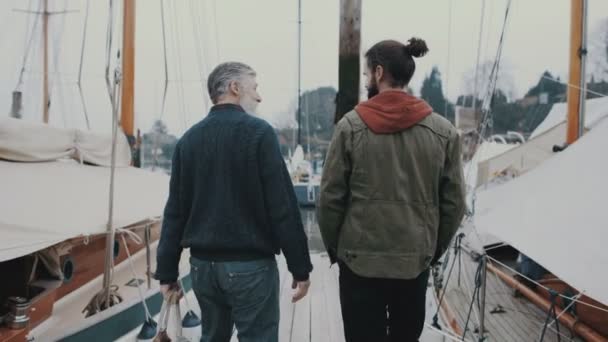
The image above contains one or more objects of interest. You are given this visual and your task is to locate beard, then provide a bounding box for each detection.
[239,95,259,114]
[367,79,379,99]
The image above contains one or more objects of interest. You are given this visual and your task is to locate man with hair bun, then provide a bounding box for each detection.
[319,38,466,341]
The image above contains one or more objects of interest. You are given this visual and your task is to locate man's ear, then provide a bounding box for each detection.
[375,65,384,83]
[229,81,240,96]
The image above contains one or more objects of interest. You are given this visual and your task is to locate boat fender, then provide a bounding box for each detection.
[180,310,201,341]
[136,318,158,341]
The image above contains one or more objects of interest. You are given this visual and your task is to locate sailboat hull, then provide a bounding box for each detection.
[25,238,192,341]
[0,224,166,341]
[293,183,320,207]
[60,274,192,342]
[535,277,608,337]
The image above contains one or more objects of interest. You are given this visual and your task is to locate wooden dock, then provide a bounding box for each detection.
[113,251,452,341]
[227,253,448,342]
[227,253,345,342]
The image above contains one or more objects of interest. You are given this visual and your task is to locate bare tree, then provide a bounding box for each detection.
[589,18,608,81]
[460,59,516,103]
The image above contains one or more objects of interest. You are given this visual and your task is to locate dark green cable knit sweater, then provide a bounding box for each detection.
[155,104,312,282]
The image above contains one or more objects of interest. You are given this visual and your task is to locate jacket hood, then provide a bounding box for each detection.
[355,90,433,134]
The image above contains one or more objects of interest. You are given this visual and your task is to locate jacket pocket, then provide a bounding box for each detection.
[339,201,374,251]
[349,200,431,254]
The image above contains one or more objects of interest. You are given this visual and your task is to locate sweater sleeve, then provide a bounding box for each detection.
[155,141,187,283]
[258,126,313,281]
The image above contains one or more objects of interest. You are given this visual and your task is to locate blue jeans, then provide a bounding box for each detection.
[190,257,280,342]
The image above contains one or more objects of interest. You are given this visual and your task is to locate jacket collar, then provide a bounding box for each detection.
[209,103,246,115]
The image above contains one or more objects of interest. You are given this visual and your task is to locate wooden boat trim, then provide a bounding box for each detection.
[487,261,608,342]
[433,289,464,336]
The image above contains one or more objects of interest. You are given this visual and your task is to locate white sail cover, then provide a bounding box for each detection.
[0,159,169,262]
[475,97,608,187]
[475,123,566,187]
[530,96,608,138]
[0,117,131,166]
[475,117,608,305]
[464,142,516,194]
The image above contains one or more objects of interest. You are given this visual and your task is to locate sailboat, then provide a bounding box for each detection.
[289,144,321,207]
[433,0,608,340]
[289,0,321,207]
[0,1,197,341]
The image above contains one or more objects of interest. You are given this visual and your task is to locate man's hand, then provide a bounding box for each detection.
[291,278,311,303]
[160,281,183,301]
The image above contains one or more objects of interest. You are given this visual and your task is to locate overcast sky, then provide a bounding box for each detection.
[1,0,607,135]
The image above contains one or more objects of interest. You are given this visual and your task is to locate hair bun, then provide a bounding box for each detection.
[404,37,429,58]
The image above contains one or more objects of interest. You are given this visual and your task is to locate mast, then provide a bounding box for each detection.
[297,0,302,146]
[566,0,588,144]
[472,0,486,115]
[42,0,49,123]
[13,2,75,123]
[121,0,138,166]
[334,0,361,123]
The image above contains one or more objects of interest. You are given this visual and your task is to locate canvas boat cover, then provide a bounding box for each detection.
[475,117,608,305]
[0,117,169,262]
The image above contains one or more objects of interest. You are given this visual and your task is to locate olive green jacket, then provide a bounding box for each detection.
[318,110,465,279]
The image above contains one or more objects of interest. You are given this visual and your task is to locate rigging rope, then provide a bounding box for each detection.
[104,0,114,100]
[82,284,122,317]
[159,0,169,121]
[102,62,121,308]
[538,290,562,342]
[15,0,42,91]
[120,233,153,321]
[189,0,206,76]
[462,255,485,341]
[486,255,608,314]
[457,234,464,287]
[478,0,512,125]
[211,0,221,61]
[21,0,34,63]
[471,0,486,115]
[48,0,69,125]
[151,0,171,170]
[169,1,188,130]
[432,233,465,330]
[194,1,213,74]
[444,0,454,118]
[88,0,124,315]
[190,0,211,113]
[464,0,513,255]
[549,293,582,329]
[482,0,494,70]
[542,75,608,98]
[82,229,144,317]
[77,0,91,130]
[456,243,608,316]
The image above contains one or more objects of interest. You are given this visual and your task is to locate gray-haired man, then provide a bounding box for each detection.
[155,62,313,342]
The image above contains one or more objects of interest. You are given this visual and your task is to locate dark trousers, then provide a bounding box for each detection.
[190,257,280,342]
[339,262,430,342]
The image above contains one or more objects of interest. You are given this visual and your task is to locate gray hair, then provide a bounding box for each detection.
[207,62,256,104]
